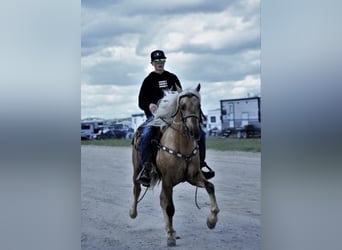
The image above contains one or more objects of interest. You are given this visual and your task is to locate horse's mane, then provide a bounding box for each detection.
[149,90,178,130]
[177,87,201,105]
[149,86,201,131]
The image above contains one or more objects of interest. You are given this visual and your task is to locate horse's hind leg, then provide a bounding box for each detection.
[160,182,176,246]
[129,180,141,219]
[204,181,220,229]
[129,145,141,219]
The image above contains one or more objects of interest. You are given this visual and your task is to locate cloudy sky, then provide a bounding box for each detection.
[81,0,260,120]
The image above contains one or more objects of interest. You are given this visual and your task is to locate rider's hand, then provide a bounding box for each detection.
[149,103,158,115]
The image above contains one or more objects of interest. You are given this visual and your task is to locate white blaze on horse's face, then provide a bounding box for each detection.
[179,94,201,140]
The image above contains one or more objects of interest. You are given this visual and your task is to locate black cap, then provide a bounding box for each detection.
[151,50,167,61]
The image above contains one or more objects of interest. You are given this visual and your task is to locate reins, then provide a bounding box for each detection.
[137,186,149,203]
[195,187,201,209]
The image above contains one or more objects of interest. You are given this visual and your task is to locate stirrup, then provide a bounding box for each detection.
[201,162,215,179]
[136,163,151,187]
[136,170,151,187]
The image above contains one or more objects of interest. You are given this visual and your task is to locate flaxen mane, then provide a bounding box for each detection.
[149,90,178,131]
[149,87,201,131]
[177,86,201,104]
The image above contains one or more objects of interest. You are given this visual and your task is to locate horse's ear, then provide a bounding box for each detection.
[176,84,182,93]
[196,83,201,92]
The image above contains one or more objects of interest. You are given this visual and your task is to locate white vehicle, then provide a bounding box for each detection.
[81,121,104,140]
[220,97,261,138]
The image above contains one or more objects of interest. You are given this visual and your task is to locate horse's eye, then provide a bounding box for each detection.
[181,104,186,110]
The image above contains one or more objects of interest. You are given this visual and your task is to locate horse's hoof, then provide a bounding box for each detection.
[129,209,137,219]
[167,238,176,247]
[206,217,216,229]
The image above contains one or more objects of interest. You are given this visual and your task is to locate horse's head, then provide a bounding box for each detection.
[177,84,202,140]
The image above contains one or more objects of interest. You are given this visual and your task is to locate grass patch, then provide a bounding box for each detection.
[206,137,260,152]
[81,137,260,152]
[81,139,132,147]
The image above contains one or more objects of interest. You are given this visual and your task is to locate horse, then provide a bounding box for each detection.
[129,84,220,246]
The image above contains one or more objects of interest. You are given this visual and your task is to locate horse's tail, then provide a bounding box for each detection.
[150,164,161,189]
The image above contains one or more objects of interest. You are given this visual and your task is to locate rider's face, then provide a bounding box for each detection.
[152,59,166,72]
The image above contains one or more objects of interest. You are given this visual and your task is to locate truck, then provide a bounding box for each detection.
[220,97,261,139]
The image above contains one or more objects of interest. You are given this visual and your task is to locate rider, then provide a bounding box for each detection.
[136,50,215,187]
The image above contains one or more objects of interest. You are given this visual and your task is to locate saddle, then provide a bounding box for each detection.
[132,123,161,166]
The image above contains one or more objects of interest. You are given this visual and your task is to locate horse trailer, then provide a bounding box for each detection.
[220,97,261,138]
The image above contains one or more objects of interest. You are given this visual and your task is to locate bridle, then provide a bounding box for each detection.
[170,94,201,139]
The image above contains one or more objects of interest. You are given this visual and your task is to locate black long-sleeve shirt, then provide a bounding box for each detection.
[138,70,182,117]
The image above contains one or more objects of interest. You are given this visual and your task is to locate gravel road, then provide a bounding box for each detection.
[81,145,260,250]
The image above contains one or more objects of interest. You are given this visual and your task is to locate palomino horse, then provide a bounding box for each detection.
[129,84,219,246]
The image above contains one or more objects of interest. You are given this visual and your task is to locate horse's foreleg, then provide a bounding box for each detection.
[129,180,141,219]
[204,181,220,229]
[188,172,220,228]
[160,183,176,246]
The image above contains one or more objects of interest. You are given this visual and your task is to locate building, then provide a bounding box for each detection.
[205,108,222,136]
[220,97,261,137]
[131,113,145,132]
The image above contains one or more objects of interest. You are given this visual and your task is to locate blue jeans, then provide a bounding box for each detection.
[139,116,207,166]
[139,116,154,166]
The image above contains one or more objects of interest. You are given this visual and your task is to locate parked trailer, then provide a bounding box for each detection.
[81,120,105,140]
[220,97,261,139]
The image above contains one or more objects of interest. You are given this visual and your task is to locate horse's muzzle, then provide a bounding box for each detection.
[187,125,201,140]
[192,130,201,141]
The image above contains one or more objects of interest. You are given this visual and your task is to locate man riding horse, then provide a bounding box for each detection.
[136,50,215,187]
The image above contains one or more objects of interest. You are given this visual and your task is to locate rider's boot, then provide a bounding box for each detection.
[198,131,215,179]
[136,161,152,187]
[201,161,215,180]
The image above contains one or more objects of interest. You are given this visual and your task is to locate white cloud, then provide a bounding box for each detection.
[198,74,260,113]
[81,0,260,119]
[81,84,141,119]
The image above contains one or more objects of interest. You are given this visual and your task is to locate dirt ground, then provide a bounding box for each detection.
[81,145,260,250]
